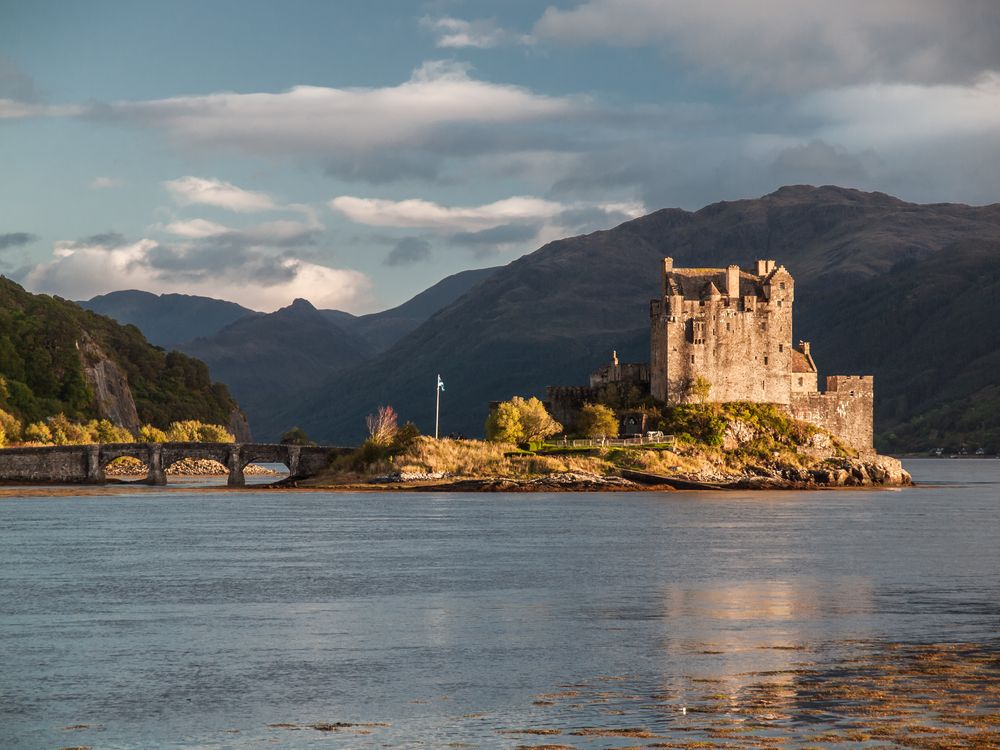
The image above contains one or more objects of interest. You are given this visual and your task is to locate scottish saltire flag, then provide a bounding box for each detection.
[437,375,445,392]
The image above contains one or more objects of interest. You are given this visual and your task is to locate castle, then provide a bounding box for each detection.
[548,258,874,456]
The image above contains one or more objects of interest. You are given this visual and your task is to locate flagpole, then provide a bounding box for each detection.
[435,374,441,439]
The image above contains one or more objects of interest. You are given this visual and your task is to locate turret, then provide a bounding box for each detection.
[725,264,740,299]
[662,257,673,297]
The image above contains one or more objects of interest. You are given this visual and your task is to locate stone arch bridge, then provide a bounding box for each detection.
[0,442,352,487]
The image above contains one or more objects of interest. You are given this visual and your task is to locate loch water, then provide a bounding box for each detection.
[2,459,999,749]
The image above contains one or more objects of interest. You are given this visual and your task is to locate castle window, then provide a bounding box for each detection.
[692,320,706,345]
[777,300,783,308]
[690,355,695,364]
[764,356,769,365]
[779,282,786,290]
[726,322,731,331]
[778,344,784,352]
[798,377,804,386]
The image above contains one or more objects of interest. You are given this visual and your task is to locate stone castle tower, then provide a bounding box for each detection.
[649,258,874,455]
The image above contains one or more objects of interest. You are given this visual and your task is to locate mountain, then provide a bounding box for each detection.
[179,298,375,430]
[0,276,247,438]
[270,186,1000,451]
[80,290,254,349]
[169,266,501,436]
[336,266,501,352]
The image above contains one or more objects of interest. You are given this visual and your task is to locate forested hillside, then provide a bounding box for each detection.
[0,277,244,435]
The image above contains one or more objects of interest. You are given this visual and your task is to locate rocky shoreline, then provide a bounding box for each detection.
[313,455,911,493]
[105,457,279,477]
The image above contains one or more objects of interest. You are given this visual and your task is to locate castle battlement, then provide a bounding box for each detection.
[649,258,875,455]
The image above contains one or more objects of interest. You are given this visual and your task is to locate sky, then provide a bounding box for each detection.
[1,0,999,313]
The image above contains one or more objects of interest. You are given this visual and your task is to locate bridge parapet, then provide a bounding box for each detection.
[0,442,352,487]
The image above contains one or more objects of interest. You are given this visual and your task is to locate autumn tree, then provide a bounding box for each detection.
[577,403,619,438]
[485,396,562,444]
[366,405,399,446]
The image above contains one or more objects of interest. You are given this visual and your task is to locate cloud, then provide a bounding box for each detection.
[22,235,369,312]
[165,176,276,212]
[385,237,432,266]
[92,62,580,157]
[0,232,37,250]
[90,176,123,189]
[161,217,324,247]
[420,16,529,48]
[330,195,567,232]
[532,0,1000,89]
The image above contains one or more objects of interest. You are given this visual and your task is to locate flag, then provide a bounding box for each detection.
[437,375,445,392]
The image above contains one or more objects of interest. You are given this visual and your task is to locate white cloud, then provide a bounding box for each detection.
[99,61,581,158]
[0,99,83,119]
[800,74,1000,146]
[420,16,530,48]
[532,0,1000,89]
[165,176,276,212]
[329,195,568,232]
[90,176,123,190]
[23,236,369,312]
[161,217,324,246]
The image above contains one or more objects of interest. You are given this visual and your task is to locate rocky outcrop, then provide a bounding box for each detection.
[228,406,252,443]
[730,454,911,489]
[78,334,141,434]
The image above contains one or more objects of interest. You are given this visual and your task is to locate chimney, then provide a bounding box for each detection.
[799,340,811,357]
[726,264,740,299]
[662,257,673,296]
[612,350,619,367]
[755,259,768,275]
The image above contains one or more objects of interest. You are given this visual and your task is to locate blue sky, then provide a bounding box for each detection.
[2,0,999,311]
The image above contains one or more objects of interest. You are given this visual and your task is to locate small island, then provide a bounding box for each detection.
[306,258,910,491]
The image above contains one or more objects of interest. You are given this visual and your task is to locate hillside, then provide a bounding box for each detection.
[180,298,376,428]
[336,266,501,352]
[269,186,1000,450]
[173,266,501,431]
[80,290,253,349]
[0,276,247,438]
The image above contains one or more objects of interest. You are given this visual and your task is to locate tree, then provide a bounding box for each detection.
[577,403,619,438]
[689,375,712,404]
[485,396,562,444]
[485,400,524,443]
[280,426,315,446]
[514,396,562,442]
[165,420,235,443]
[365,405,398,446]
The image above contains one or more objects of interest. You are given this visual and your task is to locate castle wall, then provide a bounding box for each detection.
[789,376,874,457]
[545,386,598,430]
[652,268,795,405]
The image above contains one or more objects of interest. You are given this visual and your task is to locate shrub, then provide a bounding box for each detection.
[166,420,235,443]
[0,408,21,445]
[280,426,315,446]
[139,424,168,442]
[24,421,52,444]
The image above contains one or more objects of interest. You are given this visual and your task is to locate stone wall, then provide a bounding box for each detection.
[790,376,875,457]
[651,266,795,405]
[0,442,352,486]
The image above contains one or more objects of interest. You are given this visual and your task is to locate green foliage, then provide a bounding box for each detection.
[165,420,235,443]
[660,403,727,447]
[23,421,52,444]
[577,403,620,438]
[0,276,239,431]
[485,400,524,443]
[139,424,168,442]
[280,426,315,446]
[485,396,561,443]
[0,408,21,446]
[392,421,420,453]
[689,376,712,403]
